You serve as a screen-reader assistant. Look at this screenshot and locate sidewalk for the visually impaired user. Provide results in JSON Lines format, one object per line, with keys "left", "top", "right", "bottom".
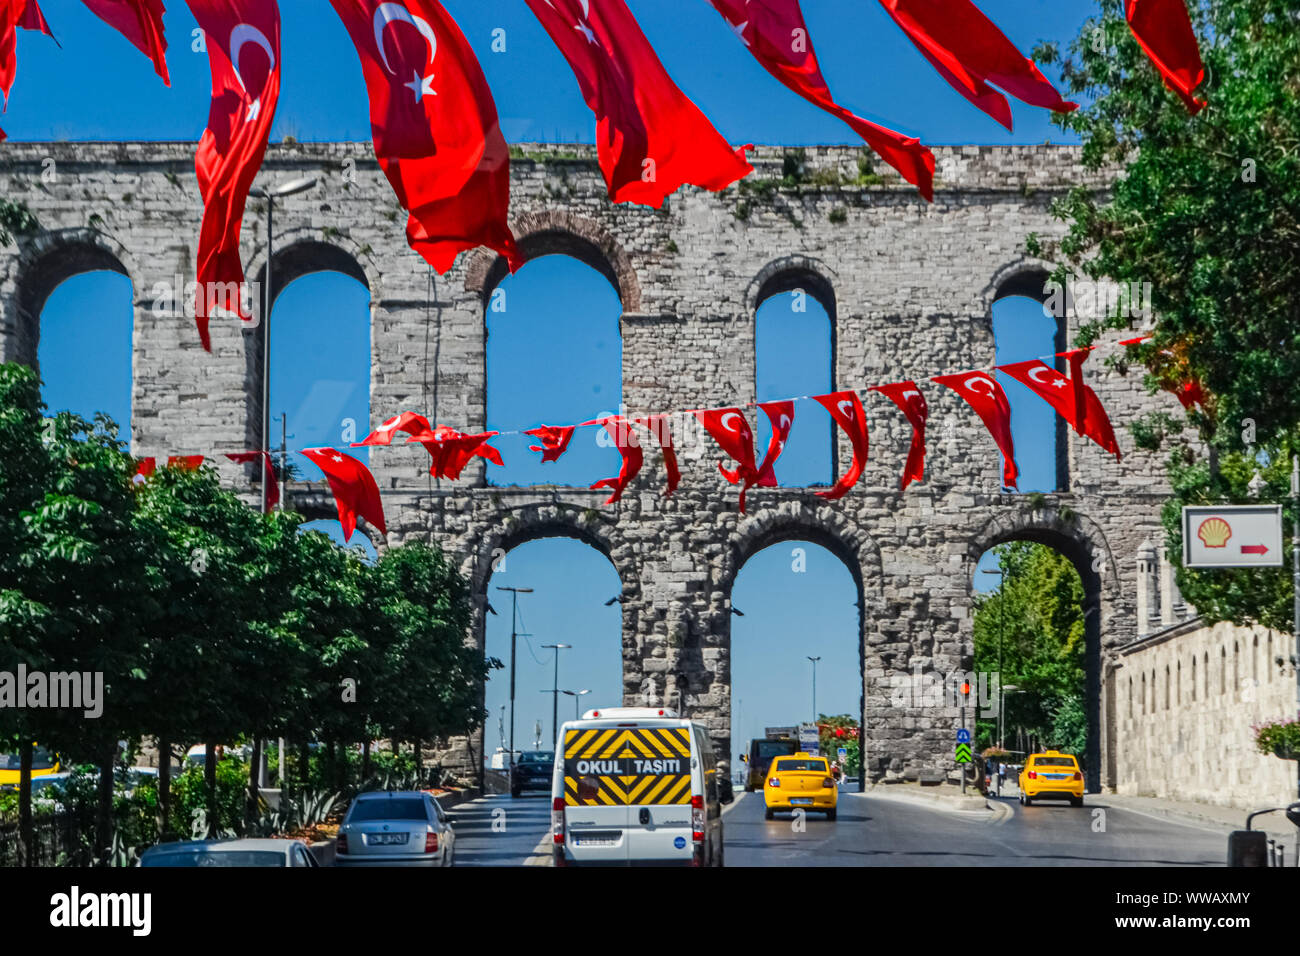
{"left": 862, "top": 781, "right": 989, "bottom": 813}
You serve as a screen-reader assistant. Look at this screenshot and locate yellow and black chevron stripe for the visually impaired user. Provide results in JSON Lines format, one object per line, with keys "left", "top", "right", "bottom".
{"left": 563, "top": 727, "right": 693, "bottom": 806}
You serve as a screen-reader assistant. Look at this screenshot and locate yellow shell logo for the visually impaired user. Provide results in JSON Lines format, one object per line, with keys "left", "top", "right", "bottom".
{"left": 1197, "top": 517, "right": 1232, "bottom": 549}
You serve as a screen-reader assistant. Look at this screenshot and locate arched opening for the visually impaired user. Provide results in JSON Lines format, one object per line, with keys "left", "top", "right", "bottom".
{"left": 484, "top": 254, "right": 622, "bottom": 487}
{"left": 754, "top": 271, "right": 834, "bottom": 488}
{"left": 730, "top": 532, "right": 863, "bottom": 790}
{"left": 972, "top": 535, "right": 1097, "bottom": 785}
{"left": 991, "top": 273, "right": 1066, "bottom": 493}
{"left": 36, "top": 269, "right": 134, "bottom": 433}
{"left": 483, "top": 536, "right": 623, "bottom": 766}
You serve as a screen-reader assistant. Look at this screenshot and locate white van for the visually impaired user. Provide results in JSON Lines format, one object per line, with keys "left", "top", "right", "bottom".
{"left": 550, "top": 707, "right": 732, "bottom": 867}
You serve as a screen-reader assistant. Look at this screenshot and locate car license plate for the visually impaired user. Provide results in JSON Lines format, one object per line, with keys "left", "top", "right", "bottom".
{"left": 369, "top": 833, "right": 407, "bottom": 846}
{"left": 574, "top": 832, "right": 619, "bottom": 847}
{"left": 791, "top": 797, "right": 814, "bottom": 806}
{"left": 1044, "top": 773, "right": 1066, "bottom": 780}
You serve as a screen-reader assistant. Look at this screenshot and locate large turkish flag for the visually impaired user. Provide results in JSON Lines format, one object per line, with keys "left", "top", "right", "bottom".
{"left": 526, "top": 0, "right": 753, "bottom": 207}
{"left": 188, "top": 0, "right": 280, "bottom": 351}
{"left": 331, "top": 0, "right": 520, "bottom": 273}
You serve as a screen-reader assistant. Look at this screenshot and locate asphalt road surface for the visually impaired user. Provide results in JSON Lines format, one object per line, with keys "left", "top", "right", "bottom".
{"left": 445, "top": 793, "right": 551, "bottom": 867}
{"left": 446, "top": 785, "right": 1229, "bottom": 867}
{"left": 724, "top": 785, "right": 1228, "bottom": 867}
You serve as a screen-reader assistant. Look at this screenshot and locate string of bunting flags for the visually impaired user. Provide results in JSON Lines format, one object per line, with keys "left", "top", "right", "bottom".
{"left": 130, "top": 338, "right": 1172, "bottom": 544}
{"left": 3, "top": 0, "right": 1207, "bottom": 344}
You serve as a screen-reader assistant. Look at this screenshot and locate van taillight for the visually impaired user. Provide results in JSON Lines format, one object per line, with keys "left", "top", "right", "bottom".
{"left": 691, "top": 794, "right": 704, "bottom": 843}
{"left": 552, "top": 796, "right": 566, "bottom": 844}
{"left": 424, "top": 831, "right": 439, "bottom": 853}
{"left": 337, "top": 832, "right": 348, "bottom": 854}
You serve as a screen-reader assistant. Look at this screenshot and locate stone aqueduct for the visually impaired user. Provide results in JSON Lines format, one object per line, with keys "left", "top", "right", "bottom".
{"left": 0, "top": 141, "right": 1183, "bottom": 790}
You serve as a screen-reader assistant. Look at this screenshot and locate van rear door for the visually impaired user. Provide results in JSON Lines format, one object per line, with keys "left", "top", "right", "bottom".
{"left": 617, "top": 724, "right": 695, "bottom": 864}
{"left": 561, "top": 727, "right": 630, "bottom": 864}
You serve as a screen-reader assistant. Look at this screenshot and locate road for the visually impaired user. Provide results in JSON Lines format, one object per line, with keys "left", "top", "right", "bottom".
{"left": 444, "top": 793, "right": 551, "bottom": 867}
{"left": 447, "top": 784, "right": 1229, "bottom": 867}
{"left": 724, "top": 785, "right": 1227, "bottom": 867}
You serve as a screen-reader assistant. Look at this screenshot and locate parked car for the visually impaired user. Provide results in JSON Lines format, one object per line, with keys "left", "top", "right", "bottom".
{"left": 336, "top": 791, "right": 455, "bottom": 867}
{"left": 511, "top": 750, "right": 554, "bottom": 798}
{"left": 139, "top": 839, "right": 318, "bottom": 867}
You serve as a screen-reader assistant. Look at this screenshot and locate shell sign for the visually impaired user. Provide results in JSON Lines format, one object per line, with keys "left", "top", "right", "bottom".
{"left": 1182, "top": 505, "right": 1283, "bottom": 568}
{"left": 1197, "top": 516, "right": 1232, "bottom": 548}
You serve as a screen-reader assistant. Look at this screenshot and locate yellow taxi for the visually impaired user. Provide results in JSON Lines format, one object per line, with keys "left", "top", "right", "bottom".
{"left": 763, "top": 752, "right": 837, "bottom": 820}
{"left": 1017, "top": 750, "right": 1084, "bottom": 807}
{"left": 0, "top": 744, "right": 61, "bottom": 788}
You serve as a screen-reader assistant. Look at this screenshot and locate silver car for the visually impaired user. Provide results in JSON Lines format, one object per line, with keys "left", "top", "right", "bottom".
{"left": 336, "top": 791, "right": 455, "bottom": 867}
{"left": 139, "top": 838, "right": 319, "bottom": 867}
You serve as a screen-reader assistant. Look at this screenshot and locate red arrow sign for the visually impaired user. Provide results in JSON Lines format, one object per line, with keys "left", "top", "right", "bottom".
{"left": 1241, "top": 544, "right": 1269, "bottom": 555}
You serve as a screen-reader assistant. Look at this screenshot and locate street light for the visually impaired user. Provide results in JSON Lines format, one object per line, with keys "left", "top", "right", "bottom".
{"left": 247, "top": 175, "right": 317, "bottom": 516}
{"left": 1000, "top": 684, "right": 1021, "bottom": 753}
{"left": 540, "top": 643, "right": 571, "bottom": 747}
{"left": 496, "top": 586, "right": 533, "bottom": 774}
{"left": 807, "top": 656, "right": 821, "bottom": 723}
{"left": 561, "top": 689, "right": 591, "bottom": 719}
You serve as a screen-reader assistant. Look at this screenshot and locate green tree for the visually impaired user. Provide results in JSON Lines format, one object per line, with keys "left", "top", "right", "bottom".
{"left": 973, "top": 543, "right": 1085, "bottom": 755}
{"left": 1032, "top": 0, "right": 1300, "bottom": 632}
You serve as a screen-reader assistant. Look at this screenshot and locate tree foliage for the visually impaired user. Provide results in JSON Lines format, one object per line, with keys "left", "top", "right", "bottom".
{"left": 1032, "top": 0, "right": 1300, "bottom": 633}
{"left": 973, "top": 542, "right": 1086, "bottom": 755}
{"left": 0, "top": 362, "right": 484, "bottom": 850}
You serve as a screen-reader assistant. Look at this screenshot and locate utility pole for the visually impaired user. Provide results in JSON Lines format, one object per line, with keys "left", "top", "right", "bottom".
{"left": 496, "top": 586, "right": 533, "bottom": 779}
{"left": 807, "top": 656, "right": 821, "bottom": 724}
{"left": 279, "top": 413, "right": 288, "bottom": 512}
{"left": 982, "top": 568, "right": 1006, "bottom": 748}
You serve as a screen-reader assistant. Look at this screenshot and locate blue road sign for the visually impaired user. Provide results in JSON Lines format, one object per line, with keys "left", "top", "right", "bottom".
{"left": 956, "top": 728, "right": 971, "bottom": 744}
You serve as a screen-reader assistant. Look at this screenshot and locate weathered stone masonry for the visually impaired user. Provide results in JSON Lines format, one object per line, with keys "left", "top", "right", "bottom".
{"left": 0, "top": 141, "right": 1186, "bottom": 790}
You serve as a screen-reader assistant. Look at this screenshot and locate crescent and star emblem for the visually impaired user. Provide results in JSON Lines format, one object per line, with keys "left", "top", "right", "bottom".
{"left": 720, "top": 412, "right": 747, "bottom": 435}
{"left": 230, "top": 24, "right": 275, "bottom": 122}
{"left": 373, "top": 2, "right": 438, "bottom": 102}
{"left": 838, "top": 399, "right": 856, "bottom": 420}
{"left": 779, "top": 414, "right": 792, "bottom": 432}
{"left": 964, "top": 376, "right": 996, "bottom": 398}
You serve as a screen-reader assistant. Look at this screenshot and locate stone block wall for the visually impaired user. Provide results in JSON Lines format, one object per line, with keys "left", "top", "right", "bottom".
{"left": 0, "top": 141, "right": 1186, "bottom": 788}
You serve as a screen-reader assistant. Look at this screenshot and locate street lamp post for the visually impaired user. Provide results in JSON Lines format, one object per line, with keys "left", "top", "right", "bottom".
{"left": 1000, "top": 685, "right": 1020, "bottom": 753}
{"left": 807, "top": 656, "right": 821, "bottom": 724}
{"left": 496, "top": 586, "right": 533, "bottom": 777}
{"left": 562, "top": 689, "right": 591, "bottom": 720}
{"left": 247, "top": 176, "right": 316, "bottom": 516}
{"left": 541, "top": 643, "right": 571, "bottom": 747}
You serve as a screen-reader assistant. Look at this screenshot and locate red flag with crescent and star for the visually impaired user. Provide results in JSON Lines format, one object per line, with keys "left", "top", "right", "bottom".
{"left": 525, "top": 424, "right": 577, "bottom": 463}
{"left": 80, "top": 0, "right": 169, "bottom": 84}
{"left": 167, "top": 454, "right": 205, "bottom": 471}
{"left": 590, "top": 417, "right": 643, "bottom": 504}
{"left": 877, "top": 0, "right": 1075, "bottom": 131}
{"left": 301, "top": 447, "right": 387, "bottom": 542}
{"left": 931, "top": 370, "right": 1019, "bottom": 489}
{"left": 870, "top": 380, "right": 928, "bottom": 491}
{"left": 354, "top": 410, "right": 434, "bottom": 446}
{"left": 755, "top": 400, "right": 794, "bottom": 488}
{"left": 406, "top": 425, "right": 502, "bottom": 480}
{"left": 225, "top": 450, "right": 280, "bottom": 509}
{"left": 999, "top": 359, "right": 1121, "bottom": 461}
{"left": 813, "top": 391, "right": 869, "bottom": 501}
{"left": 525, "top": 0, "right": 753, "bottom": 208}
{"left": 188, "top": 0, "right": 280, "bottom": 351}
{"left": 633, "top": 414, "right": 681, "bottom": 497}
{"left": 707, "top": 0, "right": 934, "bottom": 201}
{"left": 695, "top": 407, "right": 761, "bottom": 513}
{"left": 2, "top": 0, "right": 56, "bottom": 133}
{"left": 1126, "top": 0, "right": 1205, "bottom": 114}
{"left": 330, "top": 0, "right": 521, "bottom": 273}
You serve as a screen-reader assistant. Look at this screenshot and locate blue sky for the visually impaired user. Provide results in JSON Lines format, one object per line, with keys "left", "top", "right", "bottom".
{"left": 22, "top": 0, "right": 1093, "bottom": 752}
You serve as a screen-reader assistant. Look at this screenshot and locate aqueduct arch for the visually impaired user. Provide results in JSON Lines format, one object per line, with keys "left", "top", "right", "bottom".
{"left": 0, "top": 141, "right": 1180, "bottom": 789}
